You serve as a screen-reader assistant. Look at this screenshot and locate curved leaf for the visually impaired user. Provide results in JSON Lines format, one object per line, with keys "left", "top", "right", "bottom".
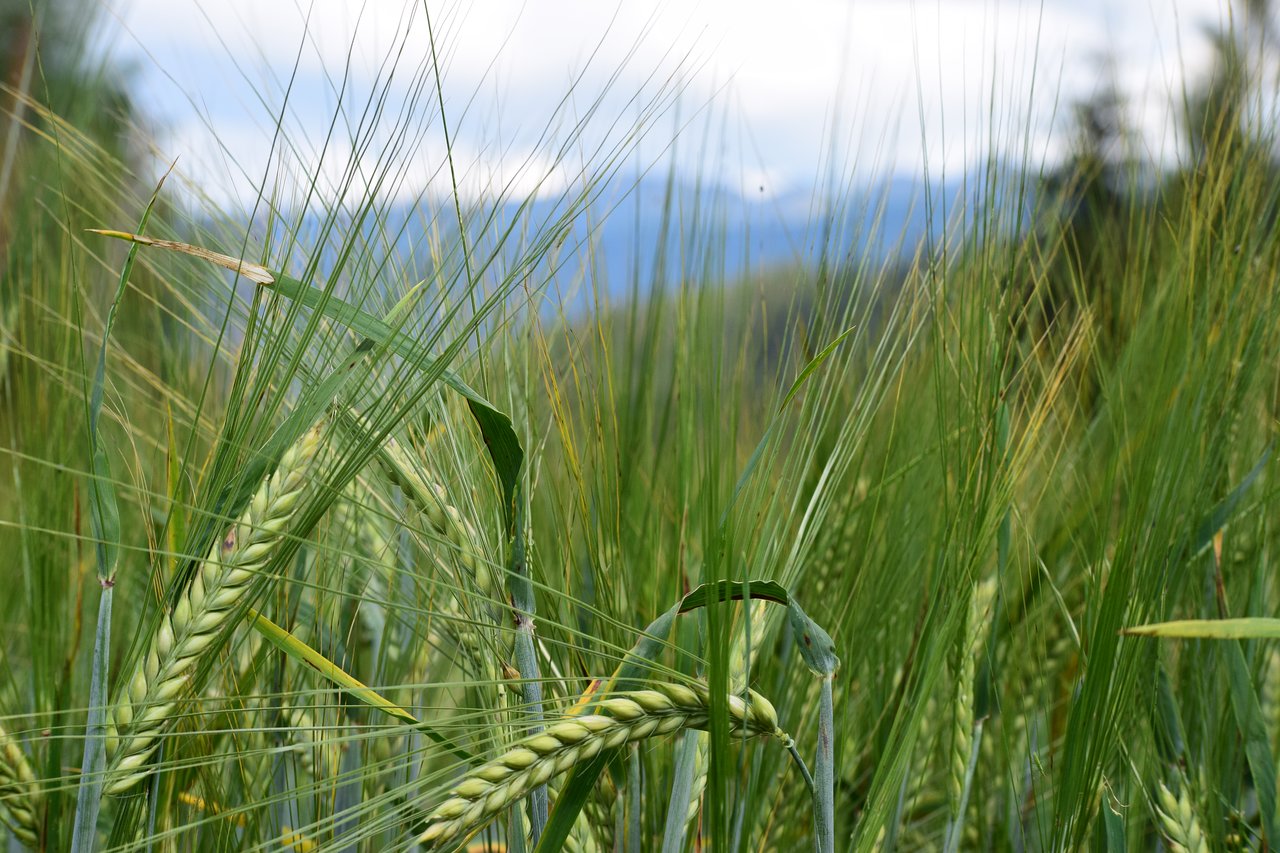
{"left": 248, "top": 610, "right": 472, "bottom": 762}
{"left": 678, "top": 579, "right": 790, "bottom": 614}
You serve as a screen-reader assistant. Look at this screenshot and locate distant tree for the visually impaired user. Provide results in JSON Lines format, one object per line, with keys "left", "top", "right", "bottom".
{"left": 0, "top": 0, "right": 161, "bottom": 389}
{"left": 1031, "top": 1, "right": 1280, "bottom": 363}
{"left": 1168, "top": 0, "right": 1280, "bottom": 241}
{"left": 0, "top": 0, "right": 138, "bottom": 258}
{"left": 1185, "top": 0, "right": 1272, "bottom": 163}
{"left": 1029, "top": 67, "right": 1144, "bottom": 360}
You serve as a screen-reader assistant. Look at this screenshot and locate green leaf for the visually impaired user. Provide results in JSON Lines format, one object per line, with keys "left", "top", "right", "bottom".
{"left": 248, "top": 609, "right": 472, "bottom": 762}
{"left": 1123, "top": 618, "right": 1280, "bottom": 639}
{"left": 1192, "top": 444, "right": 1271, "bottom": 555}
{"left": 1101, "top": 783, "right": 1126, "bottom": 853}
{"left": 538, "top": 751, "right": 610, "bottom": 853}
{"left": 1223, "top": 639, "right": 1278, "bottom": 842}
{"left": 677, "top": 579, "right": 791, "bottom": 614}
{"left": 787, "top": 599, "right": 840, "bottom": 677}
{"left": 661, "top": 732, "right": 702, "bottom": 853}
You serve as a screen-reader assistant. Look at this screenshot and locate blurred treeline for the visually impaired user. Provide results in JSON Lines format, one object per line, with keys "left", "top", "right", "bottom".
{"left": 1032, "top": 1, "right": 1279, "bottom": 365}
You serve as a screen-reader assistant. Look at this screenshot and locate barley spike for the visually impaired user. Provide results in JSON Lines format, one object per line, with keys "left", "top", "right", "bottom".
{"left": 364, "top": 422, "right": 492, "bottom": 599}
{"left": 418, "top": 682, "right": 791, "bottom": 849}
{"left": 0, "top": 722, "right": 40, "bottom": 848}
{"left": 103, "top": 420, "right": 327, "bottom": 795}
{"left": 1156, "top": 781, "right": 1208, "bottom": 853}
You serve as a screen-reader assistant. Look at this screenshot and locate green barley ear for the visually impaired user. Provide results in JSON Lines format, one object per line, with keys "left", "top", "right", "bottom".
{"left": 103, "top": 419, "right": 328, "bottom": 796}
{"left": 948, "top": 603, "right": 976, "bottom": 818}
{"left": 944, "top": 581, "right": 994, "bottom": 853}
{"left": 0, "top": 722, "right": 41, "bottom": 849}
{"left": 283, "top": 701, "right": 344, "bottom": 781}
{"left": 341, "top": 408, "right": 493, "bottom": 600}
{"left": 1155, "top": 781, "right": 1208, "bottom": 853}
{"left": 418, "top": 682, "right": 791, "bottom": 850}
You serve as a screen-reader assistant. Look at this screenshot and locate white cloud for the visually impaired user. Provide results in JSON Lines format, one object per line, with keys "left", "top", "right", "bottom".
{"left": 101, "top": 0, "right": 1255, "bottom": 210}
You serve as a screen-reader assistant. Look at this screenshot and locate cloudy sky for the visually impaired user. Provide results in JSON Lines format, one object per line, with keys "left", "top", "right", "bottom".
{"left": 98, "top": 0, "right": 1251, "bottom": 209}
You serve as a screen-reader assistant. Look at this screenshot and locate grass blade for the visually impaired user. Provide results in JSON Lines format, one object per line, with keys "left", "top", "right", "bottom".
{"left": 1191, "top": 444, "right": 1271, "bottom": 555}
{"left": 248, "top": 610, "right": 472, "bottom": 762}
{"left": 1224, "top": 640, "right": 1277, "bottom": 842}
{"left": 70, "top": 589, "right": 112, "bottom": 851}
{"left": 660, "top": 732, "right": 701, "bottom": 853}
{"left": 677, "top": 580, "right": 790, "bottom": 614}
{"left": 1123, "top": 618, "right": 1280, "bottom": 639}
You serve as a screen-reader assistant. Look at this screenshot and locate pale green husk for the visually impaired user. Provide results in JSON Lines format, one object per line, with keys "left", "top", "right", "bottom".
{"left": 0, "top": 722, "right": 41, "bottom": 848}
{"left": 419, "top": 682, "right": 791, "bottom": 849}
{"left": 103, "top": 421, "right": 327, "bottom": 795}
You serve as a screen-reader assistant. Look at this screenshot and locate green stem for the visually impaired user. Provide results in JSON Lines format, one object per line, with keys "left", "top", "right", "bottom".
{"left": 70, "top": 586, "right": 112, "bottom": 853}
{"left": 814, "top": 674, "right": 835, "bottom": 853}
{"left": 661, "top": 732, "right": 700, "bottom": 853}
{"left": 507, "top": 487, "right": 547, "bottom": 842}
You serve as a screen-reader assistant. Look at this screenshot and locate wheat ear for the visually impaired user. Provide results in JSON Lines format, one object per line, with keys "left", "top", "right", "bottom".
{"left": 0, "top": 722, "right": 40, "bottom": 848}
{"left": 948, "top": 600, "right": 977, "bottom": 816}
{"left": 283, "top": 702, "right": 344, "bottom": 781}
{"left": 1156, "top": 782, "right": 1208, "bottom": 853}
{"left": 367, "top": 426, "right": 492, "bottom": 599}
{"left": 419, "top": 682, "right": 791, "bottom": 849}
{"left": 103, "top": 420, "right": 327, "bottom": 795}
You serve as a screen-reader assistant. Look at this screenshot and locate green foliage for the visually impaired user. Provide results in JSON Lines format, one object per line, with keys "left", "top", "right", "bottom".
{"left": 3, "top": 4, "right": 1280, "bottom": 852}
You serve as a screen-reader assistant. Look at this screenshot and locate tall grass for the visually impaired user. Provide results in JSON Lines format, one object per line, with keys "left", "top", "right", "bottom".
{"left": 1, "top": 2, "right": 1280, "bottom": 851}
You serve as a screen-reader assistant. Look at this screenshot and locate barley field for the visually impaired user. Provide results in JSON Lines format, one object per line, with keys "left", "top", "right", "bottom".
{"left": 1, "top": 1, "right": 1280, "bottom": 851}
